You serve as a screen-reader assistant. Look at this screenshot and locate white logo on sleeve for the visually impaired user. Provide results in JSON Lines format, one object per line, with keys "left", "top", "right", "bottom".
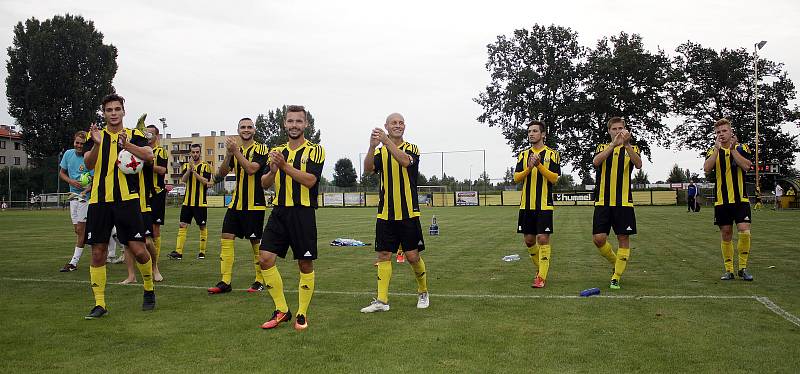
{"left": 304, "top": 251, "right": 312, "bottom": 257}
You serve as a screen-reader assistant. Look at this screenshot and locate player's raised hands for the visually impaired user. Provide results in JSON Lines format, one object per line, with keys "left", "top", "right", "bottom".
{"left": 225, "top": 136, "right": 238, "bottom": 154}
{"left": 369, "top": 128, "right": 382, "bottom": 148}
{"left": 612, "top": 131, "right": 625, "bottom": 146}
{"left": 372, "top": 127, "right": 389, "bottom": 145}
{"left": 622, "top": 130, "right": 632, "bottom": 145}
{"left": 269, "top": 150, "right": 287, "bottom": 170}
{"left": 528, "top": 152, "right": 540, "bottom": 168}
{"left": 89, "top": 123, "right": 102, "bottom": 143}
{"left": 118, "top": 131, "right": 129, "bottom": 149}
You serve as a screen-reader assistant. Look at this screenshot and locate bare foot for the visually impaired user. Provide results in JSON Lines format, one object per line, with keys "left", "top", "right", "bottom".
{"left": 118, "top": 278, "right": 137, "bottom": 285}
{"left": 154, "top": 273, "right": 164, "bottom": 282}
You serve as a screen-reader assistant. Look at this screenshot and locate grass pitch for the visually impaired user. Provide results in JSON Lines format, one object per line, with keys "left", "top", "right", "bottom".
{"left": 1, "top": 205, "right": 799, "bottom": 373}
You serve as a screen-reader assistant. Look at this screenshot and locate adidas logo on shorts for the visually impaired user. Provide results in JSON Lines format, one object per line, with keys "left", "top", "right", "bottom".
{"left": 249, "top": 233, "right": 257, "bottom": 238}
{"left": 418, "top": 240, "right": 424, "bottom": 246}
{"left": 87, "top": 232, "right": 92, "bottom": 239}
{"left": 304, "top": 251, "right": 312, "bottom": 257}
{"left": 134, "top": 233, "right": 142, "bottom": 238}
{"left": 545, "top": 227, "right": 551, "bottom": 232}
{"left": 626, "top": 226, "right": 633, "bottom": 231}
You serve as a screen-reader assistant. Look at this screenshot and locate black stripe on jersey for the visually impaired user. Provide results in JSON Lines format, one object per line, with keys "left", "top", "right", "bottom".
{"left": 730, "top": 157, "right": 742, "bottom": 202}
{"left": 277, "top": 151, "right": 287, "bottom": 206}
{"left": 615, "top": 149, "right": 625, "bottom": 206}
{"left": 399, "top": 167, "right": 409, "bottom": 219}
{"left": 386, "top": 158, "right": 395, "bottom": 219}
{"left": 525, "top": 152, "right": 533, "bottom": 210}
{"left": 112, "top": 134, "right": 122, "bottom": 202}
{"left": 242, "top": 147, "right": 252, "bottom": 209}
{"left": 719, "top": 154, "right": 730, "bottom": 204}
{"left": 603, "top": 154, "right": 613, "bottom": 205}
{"left": 97, "top": 132, "right": 111, "bottom": 202}
{"left": 291, "top": 149, "right": 303, "bottom": 204}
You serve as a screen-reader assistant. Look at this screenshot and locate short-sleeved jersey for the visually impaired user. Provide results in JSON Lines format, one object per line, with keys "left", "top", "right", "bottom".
{"left": 228, "top": 142, "right": 269, "bottom": 211}
{"left": 149, "top": 146, "right": 168, "bottom": 194}
{"left": 593, "top": 143, "right": 639, "bottom": 207}
{"left": 60, "top": 149, "right": 92, "bottom": 198}
{"left": 271, "top": 140, "right": 325, "bottom": 208}
{"left": 181, "top": 161, "right": 212, "bottom": 207}
{"left": 515, "top": 146, "right": 561, "bottom": 211}
{"left": 374, "top": 141, "right": 421, "bottom": 220}
{"left": 707, "top": 144, "right": 751, "bottom": 206}
{"left": 84, "top": 128, "right": 149, "bottom": 204}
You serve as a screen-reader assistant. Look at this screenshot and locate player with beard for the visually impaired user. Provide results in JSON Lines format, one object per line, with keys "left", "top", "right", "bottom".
{"left": 258, "top": 105, "right": 325, "bottom": 330}
{"left": 168, "top": 144, "right": 213, "bottom": 260}
{"left": 207, "top": 118, "right": 269, "bottom": 294}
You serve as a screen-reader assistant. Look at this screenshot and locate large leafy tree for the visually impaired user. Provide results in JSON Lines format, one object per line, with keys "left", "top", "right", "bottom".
{"left": 254, "top": 105, "right": 322, "bottom": 148}
{"left": 574, "top": 32, "right": 675, "bottom": 178}
{"left": 671, "top": 42, "right": 800, "bottom": 168}
{"left": 475, "top": 24, "right": 585, "bottom": 154}
{"left": 6, "top": 14, "right": 118, "bottom": 163}
{"left": 332, "top": 158, "right": 357, "bottom": 188}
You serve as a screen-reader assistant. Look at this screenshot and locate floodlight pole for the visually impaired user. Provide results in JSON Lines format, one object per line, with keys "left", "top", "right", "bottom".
{"left": 754, "top": 40, "right": 767, "bottom": 196}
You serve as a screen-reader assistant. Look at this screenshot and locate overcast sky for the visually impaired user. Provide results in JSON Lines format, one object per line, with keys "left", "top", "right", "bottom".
{"left": 1, "top": 0, "right": 798, "bottom": 182}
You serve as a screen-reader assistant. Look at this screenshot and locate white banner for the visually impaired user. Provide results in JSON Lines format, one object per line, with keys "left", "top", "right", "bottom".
{"left": 344, "top": 193, "right": 364, "bottom": 206}
{"left": 455, "top": 191, "right": 479, "bottom": 206}
{"left": 323, "top": 193, "right": 344, "bottom": 207}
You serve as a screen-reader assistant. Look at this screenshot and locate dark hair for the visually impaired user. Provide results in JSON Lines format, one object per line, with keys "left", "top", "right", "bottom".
{"left": 146, "top": 124, "right": 160, "bottom": 134}
{"left": 101, "top": 93, "right": 125, "bottom": 110}
{"left": 529, "top": 120, "right": 546, "bottom": 134}
{"left": 190, "top": 143, "right": 202, "bottom": 150}
{"left": 607, "top": 117, "right": 625, "bottom": 129}
{"left": 239, "top": 117, "right": 253, "bottom": 123}
{"left": 285, "top": 105, "right": 307, "bottom": 121}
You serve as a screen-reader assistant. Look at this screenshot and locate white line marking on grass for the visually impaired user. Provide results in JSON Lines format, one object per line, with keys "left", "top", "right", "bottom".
{"left": 756, "top": 297, "right": 800, "bottom": 328}
{"left": 3, "top": 277, "right": 799, "bottom": 327}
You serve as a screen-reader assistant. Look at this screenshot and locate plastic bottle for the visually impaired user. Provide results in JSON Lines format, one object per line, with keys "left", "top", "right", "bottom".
{"left": 580, "top": 287, "right": 601, "bottom": 297}
{"left": 502, "top": 254, "right": 521, "bottom": 262}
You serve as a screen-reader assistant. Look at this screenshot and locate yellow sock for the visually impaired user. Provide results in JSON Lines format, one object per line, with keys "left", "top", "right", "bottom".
{"left": 737, "top": 231, "right": 751, "bottom": 270}
{"left": 410, "top": 257, "right": 428, "bottom": 293}
{"left": 721, "top": 241, "right": 734, "bottom": 273}
{"left": 136, "top": 258, "right": 154, "bottom": 291}
{"left": 612, "top": 247, "right": 630, "bottom": 281}
{"left": 176, "top": 226, "right": 187, "bottom": 255}
{"left": 527, "top": 244, "right": 539, "bottom": 267}
{"left": 597, "top": 241, "right": 617, "bottom": 264}
{"left": 261, "top": 266, "right": 288, "bottom": 313}
{"left": 252, "top": 242, "right": 265, "bottom": 284}
{"left": 89, "top": 265, "right": 107, "bottom": 308}
{"left": 220, "top": 239, "right": 235, "bottom": 284}
{"left": 538, "top": 244, "right": 552, "bottom": 280}
{"left": 153, "top": 236, "right": 161, "bottom": 264}
{"left": 199, "top": 227, "right": 208, "bottom": 253}
{"left": 298, "top": 271, "right": 315, "bottom": 316}
{"left": 377, "top": 260, "right": 392, "bottom": 303}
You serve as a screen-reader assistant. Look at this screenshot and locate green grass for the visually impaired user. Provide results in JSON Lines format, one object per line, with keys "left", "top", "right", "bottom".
{"left": 1, "top": 205, "right": 799, "bottom": 373}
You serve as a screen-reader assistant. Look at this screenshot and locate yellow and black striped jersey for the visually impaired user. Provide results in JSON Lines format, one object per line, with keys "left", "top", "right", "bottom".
{"left": 149, "top": 146, "right": 168, "bottom": 194}
{"left": 593, "top": 143, "right": 639, "bottom": 207}
{"left": 229, "top": 142, "right": 269, "bottom": 210}
{"left": 515, "top": 146, "right": 561, "bottom": 211}
{"left": 374, "top": 141, "right": 421, "bottom": 220}
{"left": 181, "top": 161, "right": 212, "bottom": 207}
{"left": 272, "top": 140, "right": 325, "bottom": 208}
{"left": 84, "top": 128, "right": 148, "bottom": 204}
{"left": 707, "top": 144, "right": 751, "bottom": 206}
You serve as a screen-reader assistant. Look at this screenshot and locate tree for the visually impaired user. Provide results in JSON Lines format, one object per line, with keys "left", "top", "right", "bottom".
{"left": 671, "top": 42, "right": 800, "bottom": 166}
{"left": 254, "top": 105, "right": 322, "bottom": 148}
{"left": 359, "top": 172, "right": 379, "bottom": 189}
{"left": 573, "top": 32, "right": 676, "bottom": 178}
{"left": 417, "top": 172, "right": 429, "bottom": 186}
{"left": 332, "top": 158, "right": 357, "bottom": 188}
{"left": 554, "top": 174, "right": 575, "bottom": 191}
{"left": 6, "top": 14, "right": 118, "bottom": 163}
{"left": 667, "top": 164, "right": 689, "bottom": 183}
{"left": 633, "top": 169, "right": 650, "bottom": 185}
{"left": 475, "top": 24, "right": 585, "bottom": 156}
{"left": 502, "top": 167, "right": 515, "bottom": 186}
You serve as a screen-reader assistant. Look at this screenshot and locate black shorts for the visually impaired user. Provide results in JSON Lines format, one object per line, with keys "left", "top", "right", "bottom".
{"left": 375, "top": 217, "right": 425, "bottom": 253}
{"left": 151, "top": 191, "right": 166, "bottom": 225}
{"left": 517, "top": 210, "right": 554, "bottom": 235}
{"left": 714, "top": 203, "right": 752, "bottom": 226}
{"left": 260, "top": 206, "right": 317, "bottom": 260}
{"left": 85, "top": 200, "right": 146, "bottom": 245}
{"left": 222, "top": 209, "right": 265, "bottom": 240}
{"left": 142, "top": 212, "right": 154, "bottom": 238}
{"left": 180, "top": 205, "right": 208, "bottom": 226}
{"left": 592, "top": 206, "right": 637, "bottom": 235}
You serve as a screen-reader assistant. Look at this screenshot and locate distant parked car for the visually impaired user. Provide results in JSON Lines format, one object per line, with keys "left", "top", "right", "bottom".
{"left": 168, "top": 185, "right": 185, "bottom": 197}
